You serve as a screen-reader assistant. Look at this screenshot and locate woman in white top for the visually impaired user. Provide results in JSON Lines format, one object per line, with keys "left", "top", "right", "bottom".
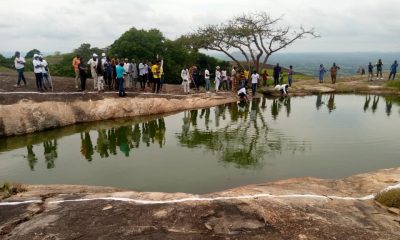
{"left": 181, "top": 66, "right": 190, "bottom": 93}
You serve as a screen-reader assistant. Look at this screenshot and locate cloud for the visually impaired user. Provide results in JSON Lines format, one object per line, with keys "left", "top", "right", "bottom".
{"left": 0, "top": 0, "right": 399, "bottom": 53}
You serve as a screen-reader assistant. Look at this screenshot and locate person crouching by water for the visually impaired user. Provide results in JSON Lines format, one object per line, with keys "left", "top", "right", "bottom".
{"left": 274, "top": 84, "right": 289, "bottom": 96}
{"left": 116, "top": 61, "right": 126, "bottom": 97}
{"left": 237, "top": 86, "right": 249, "bottom": 101}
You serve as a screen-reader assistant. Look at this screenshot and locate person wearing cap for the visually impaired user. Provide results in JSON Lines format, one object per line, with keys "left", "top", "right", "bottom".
{"left": 87, "top": 54, "right": 98, "bottom": 90}
{"left": 215, "top": 66, "right": 221, "bottom": 93}
{"left": 72, "top": 54, "right": 81, "bottom": 89}
{"left": 181, "top": 65, "right": 190, "bottom": 94}
{"left": 39, "top": 55, "right": 51, "bottom": 90}
{"left": 32, "top": 54, "right": 44, "bottom": 91}
{"left": 14, "top": 51, "right": 26, "bottom": 87}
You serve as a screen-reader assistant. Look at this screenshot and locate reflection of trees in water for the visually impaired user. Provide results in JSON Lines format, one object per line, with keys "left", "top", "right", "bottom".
{"left": 177, "top": 99, "right": 307, "bottom": 168}
{"left": 79, "top": 118, "right": 166, "bottom": 161}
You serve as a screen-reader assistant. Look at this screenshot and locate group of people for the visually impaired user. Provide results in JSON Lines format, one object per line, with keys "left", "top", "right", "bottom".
{"left": 14, "top": 51, "right": 52, "bottom": 91}
{"left": 72, "top": 53, "right": 164, "bottom": 97}
{"left": 318, "top": 63, "right": 341, "bottom": 84}
{"left": 367, "top": 59, "right": 398, "bottom": 81}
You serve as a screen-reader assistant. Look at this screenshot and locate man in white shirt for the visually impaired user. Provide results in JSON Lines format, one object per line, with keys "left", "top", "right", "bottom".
{"left": 221, "top": 68, "right": 228, "bottom": 90}
{"left": 204, "top": 68, "right": 210, "bottom": 93}
{"left": 131, "top": 59, "right": 138, "bottom": 89}
{"left": 14, "top": 51, "right": 26, "bottom": 87}
{"left": 39, "top": 55, "right": 52, "bottom": 90}
{"left": 251, "top": 70, "right": 260, "bottom": 96}
{"left": 87, "top": 54, "right": 98, "bottom": 90}
{"left": 215, "top": 66, "right": 221, "bottom": 93}
{"left": 274, "top": 84, "right": 289, "bottom": 96}
{"left": 138, "top": 61, "right": 146, "bottom": 90}
{"left": 231, "top": 66, "right": 237, "bottom": 92}
{"left": 32, "top": 54, "right": 44, "bottom": 91}
{"left": 123, "top": 58, "right": 132, "bottom": 89}
{"left": 181, "top": 66, "right": 190, "bottom": 94}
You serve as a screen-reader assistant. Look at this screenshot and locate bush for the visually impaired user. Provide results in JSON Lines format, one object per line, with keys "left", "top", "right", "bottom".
{"left": 375, "top": 189, "right": 400, "bottom": 208}
{"left": 387, "top": 80, "right": 400, "bottom": 90}
{"left": 0, "top": 182, "right": 27, "bottom": 199}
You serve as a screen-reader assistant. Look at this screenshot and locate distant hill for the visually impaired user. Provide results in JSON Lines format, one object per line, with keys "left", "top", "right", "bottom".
{"left": 207, "top": 52, "right": 400, "bottom": 76}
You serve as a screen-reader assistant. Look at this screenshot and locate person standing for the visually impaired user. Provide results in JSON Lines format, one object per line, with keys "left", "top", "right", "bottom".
{"left": 40, "top": 55, "right": 51, "bottom": 90}
{"left": 138, "top": 60, "right": 146, "bottom": 90}
{"left": 221, "top": 68, "right": 228, "bottom": 90}
{"left": 116, "top": 61, "right": 126, "bottom": 97}
{"left": 132, "top": 59, "right": 138, "bottom": 89}
{"left": 251, "top": 70, "right": 260, "bottom": 96}
{"left": 104, "top": 57, "right": 112, "bottom": 90}
{"left": 243, "top": 68, "right": 250, "bottom": 86}
{"left": 231, "top": 66, "right": 237, "bottom": 92}
{"left": 72, "top": 54, "right": 81, "bottom": 90}
{"left": 181, "top": 66, "right": 190, "bottom": 94}
{"left": 288, "top": 65, "right": 294, "bottom": 87}
{"left": 215, "top": 66, "right": 221, "bottom": 93}
{"left": 87, "top": 54, "right": 98, "bottom": 90}
{"left": 32, "top": 54, "right": 44, "bottom": 91}
{"left": 14, "top": 51, "right": 26, "bottom": 87}
{"left": 123, "top": 58, "right": 132, "bottom": 89}
{"left": 96, "top": 58, "right": 105, "bottom": 92}
{"left": 330, "top": 63, "right": 340, "bottom": 84}
{"left": 376, "top": 59, "right": 383, "bottom": 80}
{"left": 204, "top": 68, "right": 211, "bottom": 93}
{"left": 190, "top": 65, "right": 199, "bottom": 90}
{"left": 319, "top": 64, "right": 326, "bottom": 83}
{"left": 273, "top": 63, "right": 282, "bottom": 86}
{"left": 262, "top": 70, "right": 268, "bottom": 87}
{"left": 368, "top": 62, "right": 374, "bottom": 81}
{"left": 152, "top": 60, "right": 161, "bottom": 93}
{"left": 388, "top": 60, "right": 398, "bottom": 80}
{"left": 78, "top": 57, "right": 87, "bottom": 91}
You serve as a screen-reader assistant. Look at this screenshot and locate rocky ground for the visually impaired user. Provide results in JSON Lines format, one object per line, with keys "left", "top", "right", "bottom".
{"left": 0, "top": 168, "right": 400, "bottom": 239}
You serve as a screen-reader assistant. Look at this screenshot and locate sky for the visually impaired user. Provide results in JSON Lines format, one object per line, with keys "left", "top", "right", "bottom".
{"left": 1, "top": 0, "right": 400, "bottom": 54}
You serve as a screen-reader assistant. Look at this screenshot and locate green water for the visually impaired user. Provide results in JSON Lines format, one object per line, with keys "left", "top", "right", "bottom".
{"left": 1, "top": 95, "right": 399, "bottom": 194}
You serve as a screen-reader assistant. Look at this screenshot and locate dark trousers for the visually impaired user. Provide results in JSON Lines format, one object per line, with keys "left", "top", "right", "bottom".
{"left": 80, "top": 74, "right": 87, "bottom": 91}
{"left": 16, "top": 68, "right": 26, "bottom": 85}
{"left": 118, "top": 78, "right": 125, "bottom": 96}
{"left": 153, "top": 78, "right": 161, "bottom": 93}
{"left": 252, "top": 83, "right": 257, "bottom": 96}
{"left": 273, "top": 75, "right": 279, "bottom": 86}
{"left": 35, "top": 73, "right": 43, "bottom": 90}
{"left": 389, "top": 72, "right": 396, "bottom": 80}
{"left": 139, "top": 75, "right": 146, "bottom": 89}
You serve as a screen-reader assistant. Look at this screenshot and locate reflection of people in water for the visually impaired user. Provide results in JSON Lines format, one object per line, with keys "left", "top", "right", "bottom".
{"left": 316, "top": 94, "right": 323, "bottom": 110}
{"left": 80, "top": 132, "right": 94, "bottom": 161}
{"left": 96, "top": 129, "right": 109, "bottom": 158}
{"left": 372, "top": 96, "right": 379, "bottom": 114}
{"left": 190, "top": 110, "right": 198, "bottom": 126}
{"left": 261, "top": 97, "right": 267, "bottom": 111}
{"left": 26, "top": 145, "right": 38, "bottom": 171}
{"left": 154, "top": 118, "right": 166, "bottom": 148}
{"left": 43, "top": 139, "right": 58, "bottom": 169}
{"left": 182, "top": 111, "right": 191, "bottom": 136}
{"left": 108, "top": 129, "right": 117, "bottom": 155}
{"left": 363, "top": 95, "right": 371, "bottom": 112}
{"left": 327, "top": 94, "right": 336, "bottom": 113}
{"left": 250, "top": 99, "right": 258, "bottom": 121}
{"left": 132, "top": 124, "right": 141, "bottom": 148}
{"left": 271, "top": 99, "right": 281, "bottom": 120}
{"left": 142, "top": 123, "right": 151, "bottom": 147}
{"left": 117, "top": 126, "right": 130, "bottom": 157}
{"left": 385, "top": 98, "right": 392, "bottom": 116}
{"left": 284, "top": 97, "right": 291, "bottom": 117}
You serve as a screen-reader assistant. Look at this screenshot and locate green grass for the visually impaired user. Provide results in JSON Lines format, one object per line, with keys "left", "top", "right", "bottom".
{"left": 386, "top": 80, "right": 400, "bottom": 90}
{"left": 0, "top": 66, "right": 13, "bottom": 72}
{"left": 0, "top": 182, "right": 27, "bottom": 199}
{"left": 375, "top": 189, "right": 400, "bottom": 209}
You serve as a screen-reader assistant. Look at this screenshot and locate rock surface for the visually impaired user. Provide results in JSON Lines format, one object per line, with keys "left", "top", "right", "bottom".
{"left": 0, "top": 93, "right": 236, "bottom": 137}
{"left": 1, "top": 168, "right": 399, "bottom": 239}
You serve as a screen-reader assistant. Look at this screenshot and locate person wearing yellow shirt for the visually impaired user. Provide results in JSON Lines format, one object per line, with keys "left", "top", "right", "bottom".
{"left": 243, "top": 68, "right": 250, "bottom": 87}
{"left": 151, "top": 60, "right": 161, "bottom": 93}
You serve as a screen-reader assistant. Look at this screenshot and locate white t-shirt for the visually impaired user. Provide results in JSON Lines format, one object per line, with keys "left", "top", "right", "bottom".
{"left": 14, "top": 57, "right": 26, "bottom": 69}
{"left": 32, "top": 59, "right": 43, "bottom": 73}
{"left": 41, "top": 60, "right": 48, "bottom": 73}
{"left": 124, "top": 62, "right": 131, "bottom": 73}
{"left": 138, "top": 63, "right": 146, "bottom": 76}
{"left": 215, "top": 70, "right": 221, "bottom": 80}
{"left": 181, "top": 69, "right": 189, "bottom": 80}
{"left": 87, "top": 58, "right": 98, "bottom": 71}
{"left": 274, "top": 84, "right": 289, "bottom": 94}
{"left": 251, "top": 73, "right": 260, "bottom": 84}
{"left": 231, "top": 69, "right": 236, "bottom": 76}
{"left": 237, "top": 87, "right": 247, "bottom": 96}
{"left": 221, "top": 70, "right": 227, "bottom": 78}
{"left": 204, "top": 69, "right": 210, "bottom": 79}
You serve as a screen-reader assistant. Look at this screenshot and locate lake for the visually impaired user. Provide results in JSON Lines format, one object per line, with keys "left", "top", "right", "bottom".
{"left": 0, "top": 95, "right": 399, "bottom": 194}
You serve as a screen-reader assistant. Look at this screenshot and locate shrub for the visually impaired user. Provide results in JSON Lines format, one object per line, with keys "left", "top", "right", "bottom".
{"left": 0, "top": 182, "right": 27, "bottom": 199}
{"left": 375, "top": 189, "right": 400, "bottom": 209}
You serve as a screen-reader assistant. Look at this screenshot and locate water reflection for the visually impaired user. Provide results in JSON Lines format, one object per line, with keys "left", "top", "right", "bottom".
{"left": 177, "top": 99, "right": 306, "bottom": 168}
{"left": 25, "top": 145, "right": 38, "bottom": 170}
{"left": 271, "top": 97, "right": 291, "bottom": 119}
{"left": 327, "top": 94, "right": 336, "bottom": 113}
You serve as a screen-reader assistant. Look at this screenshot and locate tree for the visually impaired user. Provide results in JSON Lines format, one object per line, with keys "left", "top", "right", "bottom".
{"left": 183, "top": 12, "right": 319, "bottom": 72}
{"left": 25, "top": 49, "right": 41, "bottom": 58}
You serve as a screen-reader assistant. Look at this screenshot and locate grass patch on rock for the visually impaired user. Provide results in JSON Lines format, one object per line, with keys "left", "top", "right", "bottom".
{"left": 0, "top": 182, "right": 27, "bottom": 199}
{"left": 386, "top": 80, "right": 400, "bottom": 90}
{"left": 375, "top": 189, "right": 400, "bottom": 209}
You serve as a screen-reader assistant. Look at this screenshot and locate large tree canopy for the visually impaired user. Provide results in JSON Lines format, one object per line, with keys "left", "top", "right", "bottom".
{"left": 182, "top": 12, "right": 319, "bottom": 71}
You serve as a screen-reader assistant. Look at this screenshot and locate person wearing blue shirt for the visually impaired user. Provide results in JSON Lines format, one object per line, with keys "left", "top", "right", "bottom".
{"left": 388, "top": 60, "right": 398, "bottom": 80}
{"left": 116, "top": 62, "right": 126, "bottom": 97}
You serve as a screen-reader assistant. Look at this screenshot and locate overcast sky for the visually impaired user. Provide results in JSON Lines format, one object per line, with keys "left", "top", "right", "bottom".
{"left": 1, "top": 0, "right": 400, "bottom": 54}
